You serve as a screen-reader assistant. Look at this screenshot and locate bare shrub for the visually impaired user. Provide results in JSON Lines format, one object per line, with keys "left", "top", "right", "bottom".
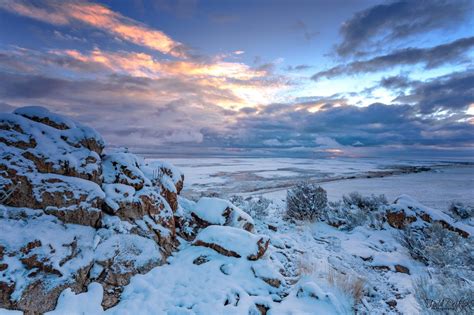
{"left": 321, "top": 192, "right": 387, "bottom": 230}
{"left": 286, "top": 182, "right": 327, "bottom": 221}
{"left": 414, "top": 271, "right": 474, "bottom": 315}
{"left": 229, "top": 195, "right": 271, "bottom": 219}
{"left": 448, "top": 202, "right": 474, "bottom": 220}
{"left": 398, "top": 223, "right": 473, "bottom": 268}
{"left": 342, "top": 192, "right": 388, "bottom": 211}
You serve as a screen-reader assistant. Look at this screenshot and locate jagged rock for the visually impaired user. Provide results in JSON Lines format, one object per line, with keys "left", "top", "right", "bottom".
{"left": 92, "top": 233, "right": 164, "bottom": 309}
{"left": 193, "top": 226, "right": 269, "bottom": 260}
{"left": 0, "top": 206, "right": 96, "bottom": 313}
{"left": 148, "top": 161, "right": 185, "bottom": 194}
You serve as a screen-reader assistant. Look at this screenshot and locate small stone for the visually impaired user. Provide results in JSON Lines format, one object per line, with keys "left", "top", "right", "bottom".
{"left": 394, "top": 264, "right": 410, "bottom": 274}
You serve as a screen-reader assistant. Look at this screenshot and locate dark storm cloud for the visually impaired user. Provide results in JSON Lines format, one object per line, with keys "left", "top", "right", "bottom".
{"left": 213, "top": 102, "right": 474, "bottom": 150}
{"left": 379, "top": 74, "right": 414, "bottom": 90}
{"left": 312, "top": 36, "right": 474, "bottom": 80}
{"left": 337, "top": 0, "right": 472, "bottom": 57}
{"left": 395, "top": 70, "right": 474, "bottom": 113}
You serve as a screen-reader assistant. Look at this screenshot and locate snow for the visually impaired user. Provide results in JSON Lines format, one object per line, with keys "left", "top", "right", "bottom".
{"left": 144, "top": 160, "right": 183, "bottom": 185}
{"left": 193, "top": 197, "right": 234, "bottom": 225}
{"left": 102, "top": 153, "right": 151, "bottom": 188}
{"left": 46, "top": 283, "right": 104, "bottom": 315}
{"left": 0, "top": 110, "right": 103, "bottom": 179}
{"left": 2, "top": 147, "right": 473, "bottom": 314}
{"left": 103, "top": 184, "right": 136, "bottom": 212}
{"left": 94, "top": 232, "right": 163, "bottom": 271}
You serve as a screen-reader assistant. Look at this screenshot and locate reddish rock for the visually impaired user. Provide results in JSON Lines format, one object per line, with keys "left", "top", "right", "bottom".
{"left": 394, "top": 264, "right": 410, "bottom": 274}
{"left": 386, "top": 210, "right": 416, "bottom": 229}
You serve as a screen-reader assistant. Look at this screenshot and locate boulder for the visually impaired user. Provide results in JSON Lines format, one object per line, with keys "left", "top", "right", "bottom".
{"left": 251, "top": 260, "right": 284, "bottom": 288}
{"left": 191, "top": 197, "right": 254, "bottom": 232}
{"left": 193, "top": 225, "right": 269, "bottom": 260}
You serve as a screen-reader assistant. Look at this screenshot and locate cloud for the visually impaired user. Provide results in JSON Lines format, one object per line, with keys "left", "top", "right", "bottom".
{"left": 0, "top": 0, "right": 187, "bottom": 57}
{"left": 286, "top": 64, "right": 312, "bottom": 72}
{"left": 312, "top": 36, "right": 474, "bottom": 80}
{"left": 292, "top": 20, "right": 319, "bottom": 41}
{"left": 379, "top": 74, "right": 414, "bottom": 91}
{"left": 337, "top": 0, "right": 472, "bottom": 57}
{"left": 395, "top": 70, "right": 474, "bottom": 113}
{"left": 0, "top": 46, "right": 289, "bottom": 111}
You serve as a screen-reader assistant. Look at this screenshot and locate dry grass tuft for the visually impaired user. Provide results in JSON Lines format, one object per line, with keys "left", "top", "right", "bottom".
{"left": 296, "top": 254, "right": 366, "bottom": 303}
{"left": 327, "top": 268, "right": 366, "bottom": 302}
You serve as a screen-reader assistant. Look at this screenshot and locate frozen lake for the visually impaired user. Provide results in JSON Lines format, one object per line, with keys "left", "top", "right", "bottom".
{"left": 149, "top": 157, "right": 474, "bottom": 211}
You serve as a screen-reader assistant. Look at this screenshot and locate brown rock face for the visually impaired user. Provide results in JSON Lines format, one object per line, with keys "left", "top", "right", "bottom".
{"left": 386, "top": 210, "right": 416, "bottom": 229}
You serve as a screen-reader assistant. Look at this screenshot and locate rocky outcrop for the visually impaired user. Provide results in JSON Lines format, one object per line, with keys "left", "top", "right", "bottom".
{"left": 0, "top": 107, "right": 183, "bottom": 313}
{"left": 0, "top": 106, "right": 272, "bottom": 313}
{"left": 386, "top": 195, "right": 471, "bottom": 237}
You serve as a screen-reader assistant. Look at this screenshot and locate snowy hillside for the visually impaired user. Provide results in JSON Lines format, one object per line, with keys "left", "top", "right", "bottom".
{"left": 1, "top": 107, "right": 473, "bottom": 314}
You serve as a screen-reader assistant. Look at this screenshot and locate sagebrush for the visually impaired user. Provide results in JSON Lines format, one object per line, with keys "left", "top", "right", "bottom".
{"left": 286, "top": 182, "right": 327, "bottom": 221}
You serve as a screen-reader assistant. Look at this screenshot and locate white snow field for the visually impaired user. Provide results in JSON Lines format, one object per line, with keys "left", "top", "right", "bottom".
{"left": 160, "top": 157, "right": 473, "bottom": 207}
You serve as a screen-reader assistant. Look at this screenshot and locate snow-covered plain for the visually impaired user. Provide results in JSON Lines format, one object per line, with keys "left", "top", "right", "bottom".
{"left": 160, "top": 157, "right": 473, "bottom": 208}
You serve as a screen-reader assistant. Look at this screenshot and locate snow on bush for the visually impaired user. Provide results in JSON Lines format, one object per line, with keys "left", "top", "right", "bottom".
{"left": 398, "top": 222, "right": 473, "bottom": 268}
{"left": 448, "top": 201, "right": 474, "bottom": 220}
{"left": 414, "top": 269, "right": 474, "bottom": 315}
{"left": 342, "top": 192, "right": 388, "bottom": 212}
{"left": 286, "top": 182, "right": 327, "bottom": 221}
{"left": 321, "top": 192, "right": 387, "bottom": 230}
{"left": 229, "top": 195, "right": 271, "bottom": 219}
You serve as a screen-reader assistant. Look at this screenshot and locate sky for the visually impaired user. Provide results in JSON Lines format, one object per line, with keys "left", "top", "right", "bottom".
{"left": 0, "top": 0, "right": 473, "bottom": 159}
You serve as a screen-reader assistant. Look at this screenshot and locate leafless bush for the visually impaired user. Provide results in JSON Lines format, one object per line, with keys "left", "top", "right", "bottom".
{"left": 286, "top": 182, "right": 327, "bottom": 221}
{"left": 448, "top": 202, "right": 474, "bottom": 220}
{"left": 297, "top": 256, "right": 366, "bottom": 303}
{"left": 321, "top": 192, "right": 387, "bottom": 230}
{"left": 414, "top": 271, "right": 474, "bottom": 315}
{"left": 229, "top": 195, "right": 271, "bottom": 219}
{"left": 342, "top": 192, "right": 388, "bottom": 212}
{"left": 398, "top": 223, "right": 473, "bottom": 268}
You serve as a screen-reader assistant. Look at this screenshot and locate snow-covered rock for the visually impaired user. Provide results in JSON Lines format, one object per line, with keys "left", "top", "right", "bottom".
{"left": 0, "top": 107, "right": 185, "bottom": 313}
{"left": 191, "top": 197, "right": 255, "bottom": 232}
{"left": 387, "top": 194, "right": 471, "bottom": 237}
{"left": 194, "top": 226, "right": 269, "bottom": 260}
{"left": 0, "top": 106, "right": 278, "bottom": 314}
